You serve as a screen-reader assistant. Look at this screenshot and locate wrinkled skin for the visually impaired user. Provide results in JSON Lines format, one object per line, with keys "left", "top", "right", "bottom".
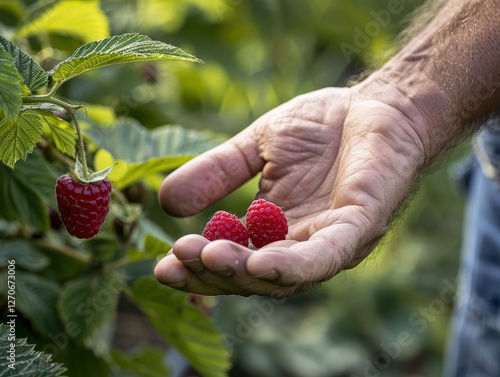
{"left": 155, "top": 86, "right": 426, "bottom": 297}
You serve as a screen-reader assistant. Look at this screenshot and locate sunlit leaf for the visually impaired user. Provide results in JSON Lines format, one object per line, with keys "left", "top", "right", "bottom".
{"left": 14, "top": 0, "right": 109, "bottom": 44}
{"left": 78, "top": 103, "right": 116, "bottom": 127}
{"left": 39, "top": 110, "right": 76, "bottom": 157}
{"left": 49, "top": 33, "right": 202, "bottom": 84}
{"left": 0, "top": 45, "right": 23, "bottom": 122}
{"left": 89, "top": 117, "right": 225, "bottom": 162}
{"left": 0, "top": 109, "right": 45, "bottom": 168}
{"left": 0, "top": 35, "right": 48, "bottom": 92}
{"left": 95, "top": 151, "right": 192, "bottom": 189}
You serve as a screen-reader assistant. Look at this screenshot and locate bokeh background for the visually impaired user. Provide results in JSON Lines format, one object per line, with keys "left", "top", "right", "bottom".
{"left": 1, "top": 0, "right": 471, "bottom": 376}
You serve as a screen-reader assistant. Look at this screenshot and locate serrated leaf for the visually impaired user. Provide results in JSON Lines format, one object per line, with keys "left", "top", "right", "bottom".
{"left": 14, "top": 0, "right": 109, "bottom": 44}
{"left": 95, "top": 149, "right": 192, "bottom": 189}
{"left": 0, "top": 271, "right": 62, "bottom": 335}
{"left": 126, "top": 234, "right": 172, "bottom": 263}
{"left": 0, "top": 35, "right": 48, "bottom": 92}
{"left": 95, "top": 118, "right": 225, "bottom": 160}
{"left": 0, "top": 239, "right": 49, "bottom": 271}
{"left": 13, "top": 149, "right": 58, "bottom": 208}
{"left": 0, "top": 160, "right": 49, "bottom": 231}
{"left": 111, "top": 348, "right": 171, "bottom": 377}
{"left": 39, "top": 110, "right": 76, "bottom": 157}
{"left": 135, "top": 217, "right": 174, "bottom": 250}
{"left": 0, "top": 109, "right": 45, "bottom": 168}
{"left": 0, "top": 46, "right": 23, "bottom": 122}
{"left": 0, "top": 324, "right": 67, "bottom": 377}
{"left": 57, "top": 271, "right": 123, "bottom": 342}
{"left": 129, "top": 276, "right": 231, "bottom": 377}
{"left": 126, "top": 217, "right": 173, "bottom": 262}
{"left": 49, "top": 33, "right": 202, "bottom": 84}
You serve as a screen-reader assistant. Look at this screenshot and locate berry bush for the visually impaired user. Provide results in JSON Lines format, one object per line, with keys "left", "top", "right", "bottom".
{"left": 0, "top": 2, "right": 230, "bottom": 376}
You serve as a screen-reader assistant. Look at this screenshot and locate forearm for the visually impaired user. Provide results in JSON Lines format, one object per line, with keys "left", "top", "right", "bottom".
{"left": 356, "top": 0, "right": 500, "bottom": 165}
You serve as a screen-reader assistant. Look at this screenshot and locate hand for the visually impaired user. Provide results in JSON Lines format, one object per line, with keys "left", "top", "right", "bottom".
{"left": 154, "top": 86, "right": 426, "bottom": 297}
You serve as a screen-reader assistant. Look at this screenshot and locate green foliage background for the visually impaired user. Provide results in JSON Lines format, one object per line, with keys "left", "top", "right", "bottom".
{"left": 0, "top": 0, "right": 468, "bottom": 376}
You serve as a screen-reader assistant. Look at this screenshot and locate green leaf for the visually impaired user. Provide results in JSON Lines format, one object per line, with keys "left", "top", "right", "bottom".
{"left": 0, "top": 324, "right": 67, "bottom": 377}
{"left": 13, "top": 149, "right": 58, "bottom": 208}
{"left": 0, "top": 45, "right": 23, "bottom": 122}
{"left": 0, "top": 35, "right": 48, "bottom": 92}
{"left": 56, "top": 340, "right": 110, "bottom": 377}
{"left": 0, "top": 109, "right": 45, "bottom": 168}
{"left": 49, "top": 33, "right": 203, "bottom": 84}
{"left": 91, "top": 118, "right": 225, "bottom": 189}
{"left": 90, "top": 117, "right": 224, "bottom": 160}
{"left": 39, "top": 110, "right": 76, "bottom": 157}
{"left": 95, "top": 150, "right": 192, "bottom": 190}
{"left": 126, "top": 217, "right": 173, "bottom": 262}
{"left": 0, "top": 239, "right": 49, "bottom": 272}
{"left": 129, "top": 276, "right": 231, "bottom": 377}
{"left": 0, "top": 159, "right": 49, "bottom": 231}
{"left": 111, "top": 348, "right": 171, "bottom": 377}
{"left": 0, "top": 271, "right": 62, "bottom": 335}
{"left": 14, "top": 0, "right": 109, "bottom": 44}
{"left": 57, "top": 271, "right": 123, "bottom": 342}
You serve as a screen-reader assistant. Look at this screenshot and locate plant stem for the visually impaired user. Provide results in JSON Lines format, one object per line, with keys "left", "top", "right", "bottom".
{"left": 22, "top": 94, "right": 90, "bottom": 179}
{"left": 32, "top": 239, "right": 91, "bottom": 265}
{"left": 105, "top": 256, "right": 133, "bottom": 271}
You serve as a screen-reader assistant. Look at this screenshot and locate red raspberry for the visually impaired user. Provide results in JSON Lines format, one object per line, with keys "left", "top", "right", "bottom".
{"left": 245, "top": 198, "right": 288, "bottom": 248}
{"left": 55, "top": 174, "right": 112, "bottom": 239}
{"left": 202, "top": 211, "right": 249, "bottom": 247}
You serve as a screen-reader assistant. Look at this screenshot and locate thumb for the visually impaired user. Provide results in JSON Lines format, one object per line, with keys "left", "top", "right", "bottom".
{"left": 158, "top": 127, "right": 263, "bottom": 217}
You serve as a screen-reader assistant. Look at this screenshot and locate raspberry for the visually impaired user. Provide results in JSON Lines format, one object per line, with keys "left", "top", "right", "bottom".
{"left": 202, "top": 211, "right": 249, "bottom": 247}
{"left": 55, "top": 174, "right": 112, "bottom": 239}
{"left": 245, "top": 198, "right": 288, "bottom": 248}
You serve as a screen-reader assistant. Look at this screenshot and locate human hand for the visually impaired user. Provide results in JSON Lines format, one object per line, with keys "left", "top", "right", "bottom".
{"left": 154, "top": 86, "right": 427, "bottom": 297}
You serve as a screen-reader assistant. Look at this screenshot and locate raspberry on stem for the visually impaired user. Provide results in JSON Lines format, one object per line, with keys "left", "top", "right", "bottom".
{"left": 56, "top": 174, "right": 112, "bottom": 239}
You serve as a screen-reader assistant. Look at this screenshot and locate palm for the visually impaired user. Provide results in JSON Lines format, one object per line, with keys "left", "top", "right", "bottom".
{"left": 155, "top": 87, "right": 425, "bottom": 297}
{"left": 253, "top": 89, "right": 348, "bottom": 223}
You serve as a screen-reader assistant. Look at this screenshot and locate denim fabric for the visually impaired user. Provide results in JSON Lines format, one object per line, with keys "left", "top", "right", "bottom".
{"left": 445, "top": 129, "right": 500, "bottom": 377}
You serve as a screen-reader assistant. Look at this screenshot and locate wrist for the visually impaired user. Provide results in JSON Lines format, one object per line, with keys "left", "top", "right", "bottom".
{"left": 354, "top": 62, "right": 455, "bottom": 167}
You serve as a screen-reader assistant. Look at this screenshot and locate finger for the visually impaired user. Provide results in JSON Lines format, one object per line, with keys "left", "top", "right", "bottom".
{"left": 158, "top": 128, "right": 263, "bottom": 217}
{"left": 173, "top": 235, "right": 297, "bottom": 296}
{"left": 154, "top": 253, "right": 227, "bottom": 295}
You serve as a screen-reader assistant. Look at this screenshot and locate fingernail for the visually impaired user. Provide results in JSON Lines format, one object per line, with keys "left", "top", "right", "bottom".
{"left": 254, "top": 270, "right": 279, "bottom": 280}
{"left": 180, "top": 258, "right": 203, "bottom": 272}
{"left": 168, "top": 281, "right": 186, "bottom": 289}
{"left": 216, "top": 268, "right": 233, "bottom": 277}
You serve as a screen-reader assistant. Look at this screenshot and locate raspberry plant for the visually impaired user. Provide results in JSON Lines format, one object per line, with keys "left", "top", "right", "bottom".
{"left": 0, "top": 1, "right": 229, "bottom": 376}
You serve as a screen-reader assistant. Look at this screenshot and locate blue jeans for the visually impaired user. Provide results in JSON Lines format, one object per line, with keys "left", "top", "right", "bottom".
{"left": 445, "top": 128, "right": 500, "bottom": 376}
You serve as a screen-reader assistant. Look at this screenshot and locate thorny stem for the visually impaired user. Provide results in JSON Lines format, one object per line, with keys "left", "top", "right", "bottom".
{"left": 22, "top": 90, "right": 90, "bottom": 179}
